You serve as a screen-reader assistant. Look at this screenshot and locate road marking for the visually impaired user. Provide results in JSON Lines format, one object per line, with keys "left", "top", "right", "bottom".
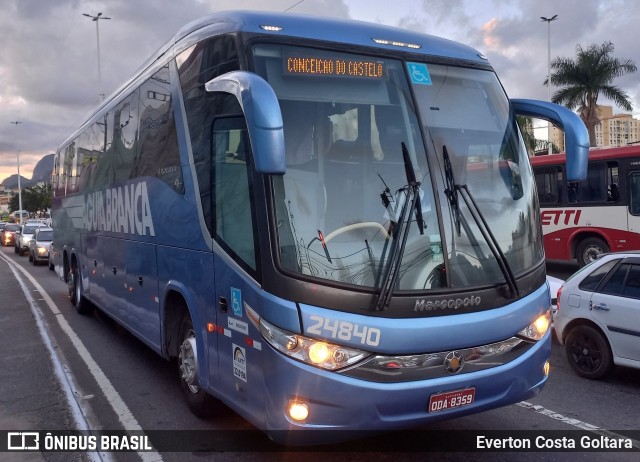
{"left": 1, "top": 253, "right": 164, "bottom": 462}
{"left": 518, "top": 401, "right": 640, "bottom": 449}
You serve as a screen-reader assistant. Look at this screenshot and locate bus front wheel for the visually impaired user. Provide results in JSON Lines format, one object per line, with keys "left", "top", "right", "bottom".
{"left": 576, "top": 237, "right": 608, "bottom": 267}
{"left": 178, "top": 315, "right": 215, "bottom": 418}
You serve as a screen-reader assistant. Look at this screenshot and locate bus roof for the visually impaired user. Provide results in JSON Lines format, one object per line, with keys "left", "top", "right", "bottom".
{"left": 60, "top": 10, "right": 491, "bottom": 150}
{"left": 171, "top": 11, "right": 489, "bottom": 64}
{"left": 530, "top": 145, "right": 640, "bottom": 167}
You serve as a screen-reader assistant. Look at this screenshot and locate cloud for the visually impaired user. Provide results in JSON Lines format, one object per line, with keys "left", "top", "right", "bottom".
{"left": 1, "top": 0, "right": 639, "bottom": 184}
{"left": 0, "top": 0, "right": 351, "bottom": 182}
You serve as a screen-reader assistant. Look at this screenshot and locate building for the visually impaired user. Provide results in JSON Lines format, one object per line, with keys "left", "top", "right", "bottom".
{"left": 594, "top": 105, "right": 640, "bottom": 147}
{"left": 0, "top": 186, "right": 14, "bottom": 213}
{"left": 546, "top": 105, "right": 640, "bottom": 153}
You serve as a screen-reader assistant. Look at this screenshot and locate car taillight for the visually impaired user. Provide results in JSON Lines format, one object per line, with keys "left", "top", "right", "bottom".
{"left": 556, "top": 285, "right": 563, "bottom": 313}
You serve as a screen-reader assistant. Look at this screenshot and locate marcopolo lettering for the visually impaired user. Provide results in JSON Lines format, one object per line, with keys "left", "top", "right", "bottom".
{"left": 414, "top": 296, "right": 481, "bottom": 312}
{"left": 84, "top": 182, "right": 155, "bottom": 236}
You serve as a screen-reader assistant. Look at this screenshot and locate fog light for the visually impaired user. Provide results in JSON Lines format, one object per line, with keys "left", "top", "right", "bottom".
{"left": 544, "top": 360, "right": 550, "bottom": 377}
{"left": 288, "top": 402, "right": 309, "bottom": 422}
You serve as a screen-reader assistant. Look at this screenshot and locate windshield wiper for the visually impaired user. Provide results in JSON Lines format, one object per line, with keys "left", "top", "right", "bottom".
{"left": 443, "top": 146, "right": 462, "bottom": 236}
{"left": 442, "top": 146, "right": 520, "bottom": 299}
{"left": 375, "top": 142, "right": 424, "bottom": 311}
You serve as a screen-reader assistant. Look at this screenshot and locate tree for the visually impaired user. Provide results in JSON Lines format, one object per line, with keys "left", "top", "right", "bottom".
{"left": 8, "top": 183, "right": 52, "bottom": 215}
{"left": 516, "top": 116, "right": 537, "bottom": 155}
{"left": 516, "top": 116, "right": 559, "bottom": 155}
{"left": 547, "top": 41, "right": 637, "bottom": 147}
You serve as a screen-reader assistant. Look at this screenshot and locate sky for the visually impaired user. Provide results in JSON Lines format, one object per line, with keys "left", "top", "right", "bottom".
{"left": 1, "top": 0, "right": 639, "bottom": 184}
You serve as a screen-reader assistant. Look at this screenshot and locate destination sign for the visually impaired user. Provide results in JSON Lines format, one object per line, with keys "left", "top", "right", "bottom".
{"left": 285, "top": 55, "right": 385, "bottom": 79}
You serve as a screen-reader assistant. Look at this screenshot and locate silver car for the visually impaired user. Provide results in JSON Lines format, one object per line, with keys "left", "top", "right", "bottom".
{"left": 555, "top": 252, "right": 640, "bottom": 379}
{"left": 28, "top": 227, "right": 53, "bottom": 265}
{"left": 16, "top": 223, "right": 47, "bottom": 255}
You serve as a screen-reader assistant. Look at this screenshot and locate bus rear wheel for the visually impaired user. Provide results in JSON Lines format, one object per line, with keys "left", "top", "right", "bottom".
{"left": 178, "top": 315, "right": 215, "bottom": 418}
{"left": 576, "top": 237, "right": 608, "bottom": 267}
{"left": 68, "top": 264, "right": 93, "bottom": 315}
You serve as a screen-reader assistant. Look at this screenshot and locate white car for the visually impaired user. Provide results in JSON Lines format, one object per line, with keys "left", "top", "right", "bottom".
{"left": 555, "top": 252, "right": 640, "bottom": 379}
{"left": 28, "top": 227, "right": 53, "bottom": 265}
{"left": 15, "top": 222, "right": 47, "bottom": 256}
{"left": 546, "top": 275, "right": 564, "bottom": 321}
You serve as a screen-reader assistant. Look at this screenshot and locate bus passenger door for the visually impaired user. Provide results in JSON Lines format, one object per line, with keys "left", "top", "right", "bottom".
{"left": 210, "top": 114, "right": 265, "bottom": 421}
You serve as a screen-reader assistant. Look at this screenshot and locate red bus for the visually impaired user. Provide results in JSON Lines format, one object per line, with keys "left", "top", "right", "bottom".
{"left": 531, "top": 146, "right": 640, "bottom": 266}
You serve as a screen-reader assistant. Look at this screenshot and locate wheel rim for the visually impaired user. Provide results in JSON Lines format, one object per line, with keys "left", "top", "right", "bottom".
{"left": 179, "top": 329, "right": 200, "bottom": 393}
{"left": 583, "top": 245, "right": 603, "bottom": 263}
{"left": 568, "top": 332, "right": 603, "bottom": 373}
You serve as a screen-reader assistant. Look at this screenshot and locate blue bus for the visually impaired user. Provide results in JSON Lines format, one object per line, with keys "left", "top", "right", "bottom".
{"left": 51, "top": 11, "right": 588, "bottom": 443}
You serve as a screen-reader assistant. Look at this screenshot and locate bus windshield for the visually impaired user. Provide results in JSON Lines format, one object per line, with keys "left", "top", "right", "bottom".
{"left": 253, "top": 44, "right": 542, "bottom": 291}
{"left": 412, "top": 64, "right": 544, "bottom": 286}
{"left": 254, "top": 44, "right": 440, "bottom": 291}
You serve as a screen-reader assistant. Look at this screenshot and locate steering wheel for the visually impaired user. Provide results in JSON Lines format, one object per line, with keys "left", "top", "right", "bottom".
{"left": 323, "top": 222, "right": 390, "bottom": 243}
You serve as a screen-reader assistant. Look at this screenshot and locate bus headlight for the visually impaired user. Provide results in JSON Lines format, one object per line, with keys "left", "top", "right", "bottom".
{"left": 518, "top": 310, "right": 551, "bottom": 341}
{"left": 258, "top": 318, "right": 370, "bottom": 371}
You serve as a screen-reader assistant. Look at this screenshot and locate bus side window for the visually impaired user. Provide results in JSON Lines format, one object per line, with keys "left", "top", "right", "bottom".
{"left": 607, "top": 162, "right": 619, "bottom": 202}
{"left": 109, "top": 91, "right": 139, "bottom": 184}
{"left": 212, "top": 114, "right": 258, "bottom": 273}
{"left": 568, "top": 182, "right": 579, "bottom": 203}
{"left": 133, "top": 64, "right": 183, "bottom": 193}
{"left": 89, "top": 119, "right": 109, "bottom": 190}
{"left": 586, "top": 162, "right": 608, "bottom": 202}
{"left": 534, "top": 168, "right": 560, "bottom": 205}
{"left": 631, "top": 173, "right": 640, "bottom": 215}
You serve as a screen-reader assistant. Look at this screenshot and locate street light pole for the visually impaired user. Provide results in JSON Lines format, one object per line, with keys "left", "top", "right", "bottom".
{"left": 9, "top": 121, "right": 24, "bottom": 222}
{"left": 541, "top": 14, "right": 558, "bottom": 155}
{"left": 83, "top": 12, "right": 111, "bottom": 101}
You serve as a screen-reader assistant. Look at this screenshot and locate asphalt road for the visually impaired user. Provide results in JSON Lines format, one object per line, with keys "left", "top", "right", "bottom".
{"left": 1, "top": 247, "right": 638, "bottom": 462}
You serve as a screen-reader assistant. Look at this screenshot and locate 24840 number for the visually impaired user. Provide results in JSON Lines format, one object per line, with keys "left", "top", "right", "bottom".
{"left": 306, "top": 315, "right": 381, "bottom": 347}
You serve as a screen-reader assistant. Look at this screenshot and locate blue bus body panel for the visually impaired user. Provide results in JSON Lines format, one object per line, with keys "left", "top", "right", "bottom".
{"left": 251, "top": 319, "right": 550, "bottom": 443}
{"left": 298, "top": 284, "right": 550, "bottom": 354}
{"left": 208, "top": 283, "right": 550, "bottom": 441}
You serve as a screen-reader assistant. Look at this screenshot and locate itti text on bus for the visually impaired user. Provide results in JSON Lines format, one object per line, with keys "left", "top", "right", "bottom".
{"left": 541, "top": 209, "right": 582, "bottom": 226}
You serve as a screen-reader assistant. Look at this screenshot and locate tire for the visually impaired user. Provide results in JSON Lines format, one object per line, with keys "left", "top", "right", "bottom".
{"left": 68, "top": 264, "right": 93, "bottom": 315}
{"left": 564, "top": 324, "right": 612, "bottom": 379}
{"left": 576, "top": 237, "right": 609, "bottom": 267}
{"left": 178, "top": 315, "right": 215, "bottom": 418}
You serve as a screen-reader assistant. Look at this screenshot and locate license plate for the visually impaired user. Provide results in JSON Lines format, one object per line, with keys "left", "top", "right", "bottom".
{"left": 428, "top": 387, "right": 475, "bottom": 413}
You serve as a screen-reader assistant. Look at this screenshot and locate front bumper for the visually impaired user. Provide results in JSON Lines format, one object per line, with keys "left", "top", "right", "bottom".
{"left": 261, "top": 330, "right": 551, "bottom": 444}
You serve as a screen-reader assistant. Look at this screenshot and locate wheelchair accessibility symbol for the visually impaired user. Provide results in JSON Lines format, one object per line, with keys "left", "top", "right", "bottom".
{"left": 407, "top": 62, "right": 432, "bottom": 85}
{"left": 231, "top": 288, "right": 242, "bottom": 317}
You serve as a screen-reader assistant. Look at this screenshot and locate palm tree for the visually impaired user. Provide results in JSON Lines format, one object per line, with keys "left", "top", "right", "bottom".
{"left": 516, "top": 116, "right": 558, "bottom": 155}
{"left": 547, "top": 41, "right": 637, "bottom": 146}
{"left": 516, "top": 116, "right": 537, "bottom": 155}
